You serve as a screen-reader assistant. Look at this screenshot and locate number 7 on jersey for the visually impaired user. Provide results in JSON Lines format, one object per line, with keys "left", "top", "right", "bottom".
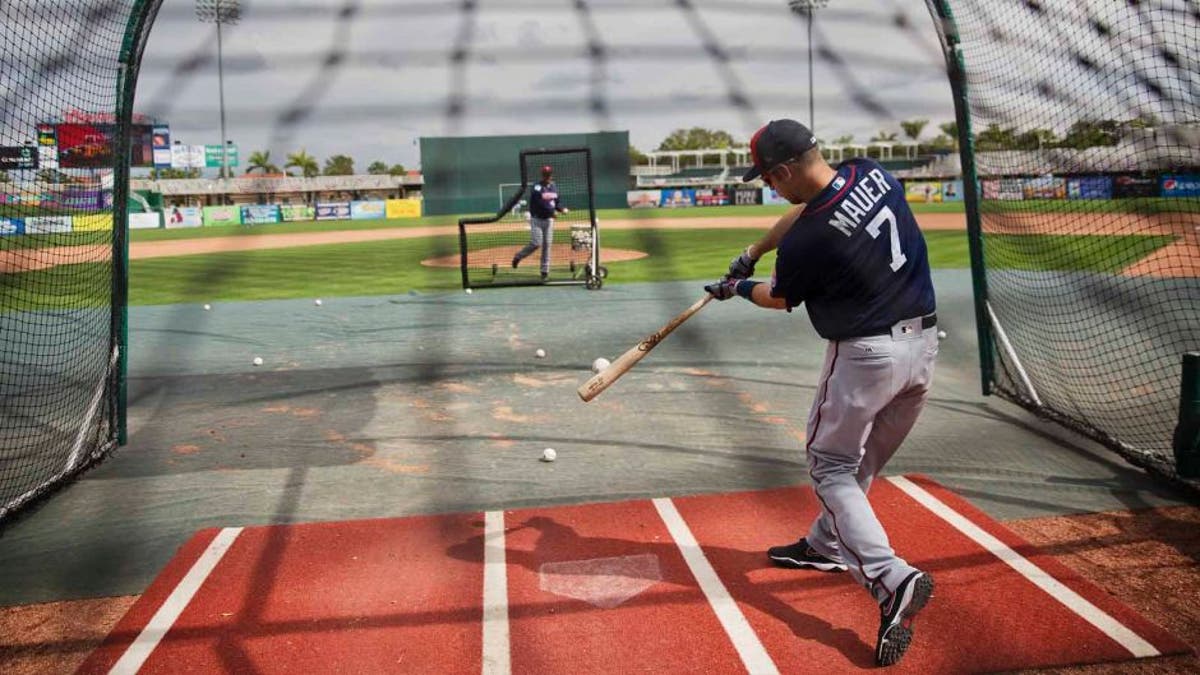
{"left": 865, "top": 205, "right": 908, "bottom": 272}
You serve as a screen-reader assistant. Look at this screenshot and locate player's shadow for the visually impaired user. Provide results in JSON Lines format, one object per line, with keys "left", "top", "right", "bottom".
{"left": 447, "top": 513, "right": 875, "bottom": 667}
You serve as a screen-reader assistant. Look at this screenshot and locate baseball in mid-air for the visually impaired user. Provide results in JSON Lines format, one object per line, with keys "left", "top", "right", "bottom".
{"left": 252, "top": 356, "right": 263, "bottom": 366}
{"left": 203, "top": 303, "right": 211, "bottom": 311}
{"left": 314, "top": 298, "right": 322, "bottom": 306}
{"left": 541, "top": 447, "right": 557, "bottom": 462}
{"left": 591, "top": 357, "right": 611, "bottom": 373}
{"left": 937, "top": 330, "right": 947, "bottom": 340}
{"left": 535, "top": 348, "right": 546, "bottom": 359}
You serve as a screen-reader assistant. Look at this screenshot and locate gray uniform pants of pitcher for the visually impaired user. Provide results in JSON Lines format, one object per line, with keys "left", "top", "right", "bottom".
{"left": 803, "top": 317, "right": 938, "bottom": 605}
{"left": 514, "top": 217, "right": 554, "bottom": 274}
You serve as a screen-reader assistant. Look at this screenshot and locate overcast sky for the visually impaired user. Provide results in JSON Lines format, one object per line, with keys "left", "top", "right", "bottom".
{"left": 133, "top": 0, "right": 957, "bottom": 172}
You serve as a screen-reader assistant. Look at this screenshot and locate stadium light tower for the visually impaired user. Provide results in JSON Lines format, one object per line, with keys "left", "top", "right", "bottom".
{"left": 788, "top": 0, "right": 829, "bottom": 134}
{"left": 195, "top": 0, "right": 240, "bottom": 182}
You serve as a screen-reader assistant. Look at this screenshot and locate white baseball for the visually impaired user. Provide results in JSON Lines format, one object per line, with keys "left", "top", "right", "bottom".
{"left": 937, "top": 330, "right": 947, "bottom": 340}
{"left": 252, "top": 356, "right": 263, "bottom": 366}
{"left": 535, "top": 348, "right": 546, "bottom": 358}
{"left": 541, "top": 447, "right": 557, "bottom": 462}
{"left": 314, "top": 298, "right": 322, "bottom": 306}
{"left": 591, "top": 357, "right": 611, "bottom": 373}
{"left": 203, "top": 304, "right": 211, "bottom": 311}
{"left": 465, "top": 288, "right": 473, "bottom": 295}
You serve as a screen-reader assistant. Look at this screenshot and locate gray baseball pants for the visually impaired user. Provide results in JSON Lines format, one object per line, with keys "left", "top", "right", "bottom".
{"left": 515, "top": 217, "right": 554, "bottom": 274}
{"left": 803, "top": 316, "right": 939, "bottom": 606}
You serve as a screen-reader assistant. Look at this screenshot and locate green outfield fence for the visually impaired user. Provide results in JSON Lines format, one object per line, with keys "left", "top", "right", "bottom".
{"left": 926, "top": 0, "right": 1200, "bottom": 487}
{"left": 421, "top": 131, "right": 628, "bottom": 216}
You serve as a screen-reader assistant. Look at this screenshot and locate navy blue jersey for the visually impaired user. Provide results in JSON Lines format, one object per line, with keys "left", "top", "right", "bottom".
{"left": 529, "top": 180, "right": 560, "bottom": 219}
{"left": 770, "top": 158, "right": 935, "bottom": 340}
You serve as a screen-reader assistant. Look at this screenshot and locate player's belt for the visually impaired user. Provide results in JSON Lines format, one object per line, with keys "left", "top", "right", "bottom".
{"left": 860, "top": 313, "right": 936, "bottom": 338}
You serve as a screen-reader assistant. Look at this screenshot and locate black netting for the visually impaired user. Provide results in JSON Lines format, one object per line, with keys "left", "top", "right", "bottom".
{"left": 928, "top": 0, "right": 1200, "bottom": 478}
{"left": 459, "top": 148, "right": 599, "bottom": 288}
{"left": 0, "top": 0, "right": 153, "bottom": 522}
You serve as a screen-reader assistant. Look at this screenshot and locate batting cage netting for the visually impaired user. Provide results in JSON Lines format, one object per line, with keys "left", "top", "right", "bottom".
{"left": 0, "top": 0, "right": 154, "bottom": 523}
{"left": 458, "top": 148, "right": 601, "bottom": 289}
{"left": 927, "top": 1, "right": 1200, "bottom": 481}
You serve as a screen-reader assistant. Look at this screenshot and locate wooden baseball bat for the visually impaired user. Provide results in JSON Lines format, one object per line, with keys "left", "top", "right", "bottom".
{"left": 577, "top": 293, "right": 714, "bottom": 402}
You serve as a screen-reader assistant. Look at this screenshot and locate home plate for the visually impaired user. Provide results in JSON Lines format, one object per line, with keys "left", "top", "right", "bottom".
{"left": 538, "top": 553, "right": 662, "bottom": 609}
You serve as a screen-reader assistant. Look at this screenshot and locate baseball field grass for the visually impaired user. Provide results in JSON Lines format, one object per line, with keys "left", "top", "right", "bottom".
{"left": 109, "top": 229, "right": 1173, "bottom": 306}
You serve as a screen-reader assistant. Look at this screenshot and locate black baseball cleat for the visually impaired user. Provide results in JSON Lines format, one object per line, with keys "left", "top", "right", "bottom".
{"left": 511, "top": 256, "right": 520, "bottom": 269}
{"left": 875, "top": 570, "right": 934, "bottom": 667}
{"left": 767, "top": 538, "right": 848, "bottom": 572}
{"left": 540, "top": 272, "right": 549, "bottom": 281}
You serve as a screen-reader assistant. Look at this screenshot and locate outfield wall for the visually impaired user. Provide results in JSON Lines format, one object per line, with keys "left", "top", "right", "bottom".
{"left": 420, "top": 131, "right": 629, "bottom": 215}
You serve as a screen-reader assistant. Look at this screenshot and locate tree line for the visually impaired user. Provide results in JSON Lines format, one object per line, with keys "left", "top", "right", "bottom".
{"left": 147, "top": 151, "right": 406, "bottom": 180}
{"left": 631, "top": 115, "right": 1162, "bottom": 165}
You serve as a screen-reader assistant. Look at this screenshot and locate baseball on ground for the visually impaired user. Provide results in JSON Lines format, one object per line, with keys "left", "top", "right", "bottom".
{"left": 541, "top": 447, "right": 557, "bottom": 462}
{"left": 203, "top": 304, "right": 211, "bottom": 311}
{"left": 591, "top": 357, "right": 611, "bottom": 373}
{"left": 937, "top": 330, "right": 947, "bottom": 340}
{"left": 314, "top": 298, "right": 322, "bottom": 306}
{"left": 535, "top": 348, "right": 546, "bottom": 358}
{"left": 252, "top": 356, "right": 263, "bottom": 366}
{"left": 465, "top": 288, "right": 473, "bottom": 294}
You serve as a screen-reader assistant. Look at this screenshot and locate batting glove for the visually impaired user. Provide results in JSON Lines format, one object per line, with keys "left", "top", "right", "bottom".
{"left": 727, "top": 246, "right": 758, "bottom": 279}
{"left": 704, "top": 276, "right": 739, "bottom": 301}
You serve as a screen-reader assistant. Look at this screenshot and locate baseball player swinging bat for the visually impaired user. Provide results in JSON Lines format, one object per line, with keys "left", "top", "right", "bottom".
{"left": 577, "top": 293, "right": 714, "bottom": 402}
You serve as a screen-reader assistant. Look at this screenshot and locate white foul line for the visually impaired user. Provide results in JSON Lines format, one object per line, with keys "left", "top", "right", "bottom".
{"left": 481, "top": 510, "right": 511, "bottom": 675}
{"left": 887, "top": 476, "right": 1158, "bottom": 658}
{"left": 109, "top": 527, "right": 243, "bottom": 675}
{"left": 653, "top": 498, "right": 779, "bottom": 675}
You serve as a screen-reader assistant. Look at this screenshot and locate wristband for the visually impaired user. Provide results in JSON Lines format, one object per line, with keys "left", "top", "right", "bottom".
{"left": 735, "top": 279, "right": 761, "bottom": 300}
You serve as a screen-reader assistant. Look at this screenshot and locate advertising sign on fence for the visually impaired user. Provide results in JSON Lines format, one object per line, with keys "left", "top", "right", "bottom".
{"left": 0, "top": 218, "right": 24, "bottom": 235}
{"left": 128, "top": 212, "right": 162, "bottom": 229}
{"left": 1066, "top": 176, "right": 1113, "bottom": 199}
{"left": 661, "top": 188, "right": 696, "bottom": 208}
{"left": 1112, "top": 174, "right": 1158, "bottom": 198}
{"left": 0, "top": 146, "right": 38, "bottom": 170}
{"left": 59, "top": 189, "right": 103, "bottom": 210}
{"left": 905, "top": 181, "right": 943, "bottom": 203}
{"left": 166, "top": 206, "right": 203, "bottom": 227}
{"left": 203, "top": 205, "right": 243, "bottom": 226}
{"left": 981, "top": 179, "right": 1025, "bottom": 200}
{"left": 280, "top": 204, "right": 315, "bottom": 222}
{"left": 762, "top": 187, "right": 789, "bottom": 205}
{"left": 694, "top": 187, "right": 730, "bottom": 206}
{"left": 316, "top": 202, "right": 351, "bottom": 220}
{"left": 25, "top": 216, "right": 73, "bottom": 233}
{"left": 73, "top": 214, "right": 113, "bottom": 232}
{"left": 241, "top": 204, "right": 280, "bottom": 225}
{"left": 734, "top": 187, "right": 763, "bottom": 205}
{"left": 350, "top": 200, "right": 386, "bottom": 221}
{"left": 1022, "top": 175, "right": 1066, "bottom": 200}
{"left": 384, "top": 198, "right": 422, "bottom": 219}
{"left": 1161, "top": 174, "right": 1200, "bottom": 198}
{"left": 626, "top": 190, "right": 662, "bottom": 209}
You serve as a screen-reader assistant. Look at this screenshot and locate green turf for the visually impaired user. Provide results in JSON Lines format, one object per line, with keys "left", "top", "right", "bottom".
{"left": 985, "top": 234, "right": 1176, "bottom": 273}
{"left": 3, "top": 227, "right": 1177, "bottom": 309}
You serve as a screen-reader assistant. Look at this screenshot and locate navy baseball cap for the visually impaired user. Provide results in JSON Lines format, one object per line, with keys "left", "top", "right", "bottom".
{"left": 742, "top": 119, "right": 818, "bottom": 181}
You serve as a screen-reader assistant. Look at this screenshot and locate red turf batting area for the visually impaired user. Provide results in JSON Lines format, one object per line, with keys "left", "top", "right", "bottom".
{"left": 78, "top": 476, "right": 1189, "bottom": 674}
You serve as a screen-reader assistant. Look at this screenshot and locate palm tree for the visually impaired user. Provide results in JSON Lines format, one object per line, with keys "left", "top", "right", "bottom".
{"left": 870, "top": 131, "right": 899, "bottom": 142}
{"left": 900, "top": 119, "right": 929, "bottom": 142}
{"left": 323, "top": 154, "right": 355, "bottom": 176}
{"left": 285, "top": 149, "right": 319, "bottom": 178}
{"left": 245, "top": 150, "right": 280, "bottom": 174}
